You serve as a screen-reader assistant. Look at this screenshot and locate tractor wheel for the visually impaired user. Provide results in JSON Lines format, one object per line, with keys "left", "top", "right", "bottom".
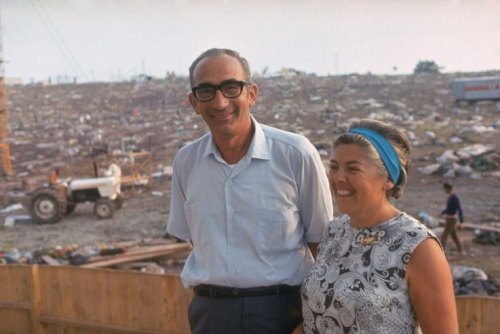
{"left": 94, "top": 198, "right": 115, "bottom": 219}
{"left": 28, "top": 187, "right": 67, "bottom": 224}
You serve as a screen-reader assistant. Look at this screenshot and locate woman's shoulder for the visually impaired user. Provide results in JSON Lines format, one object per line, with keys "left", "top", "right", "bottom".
{"left": 397, "top": 212, "right": 441, "bottom": 245}
{"left": 331, "top": 214, "right": 350, "bottom": 225}
{"left": 327, "top": 214, "right": 350, "bottom": 232}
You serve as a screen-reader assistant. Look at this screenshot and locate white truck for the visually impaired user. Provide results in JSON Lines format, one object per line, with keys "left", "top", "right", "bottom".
{"left": 452, "top": 76, "right": 500, "bottom": 103}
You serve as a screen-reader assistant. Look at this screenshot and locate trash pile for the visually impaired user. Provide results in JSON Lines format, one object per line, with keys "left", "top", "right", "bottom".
{"left": 0, "top": 238, "right": 190, "bottom": 274}
{"left": 418, "top": 143, "right": 499, "bottom": 179}
{"left": 4, "top": 72, "right": 499, "bottom": 204}
{"left": 452, "top": 265, "right": 500, "bottom": 297}
{"left": 473, "top": 230, "right": 500, "bottom": 246}
{"left": 2, "top": 71, "right": 499, "bottom": 286}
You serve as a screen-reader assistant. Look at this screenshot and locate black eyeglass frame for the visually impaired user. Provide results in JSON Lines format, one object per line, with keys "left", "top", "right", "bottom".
{"left": 191, "top": 80, "right": 252, "bottom": 102}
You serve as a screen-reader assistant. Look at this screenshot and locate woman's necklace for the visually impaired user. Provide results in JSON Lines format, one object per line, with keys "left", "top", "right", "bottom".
{"left": 355, "top": 228, "right": 383, "bottom": 246}
{"left": 360, "top": 234, "right": 380, "bottom": 246}
{"left": 354, "top": 211, "right": 401, "bottom": 246}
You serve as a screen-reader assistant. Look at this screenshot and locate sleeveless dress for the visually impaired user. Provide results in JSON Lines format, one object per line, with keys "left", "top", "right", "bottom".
{"left": 302, "top": 213, "right": 439, "bottom": 333}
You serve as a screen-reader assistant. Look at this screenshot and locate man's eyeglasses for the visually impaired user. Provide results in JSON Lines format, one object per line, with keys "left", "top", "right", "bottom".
{"left": 191, "top": 80, "right": 251, "bottom": 102}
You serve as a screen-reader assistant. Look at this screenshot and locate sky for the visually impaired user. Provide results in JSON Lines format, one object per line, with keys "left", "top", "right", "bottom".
{"left": 2, "top": 0, "right": 500, "bottom": 83}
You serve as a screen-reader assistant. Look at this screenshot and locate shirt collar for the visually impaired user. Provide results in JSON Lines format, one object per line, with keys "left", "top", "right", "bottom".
{"left": 248, "top": 115, "right": 270, "bottom": 160}
{"left": 202, "top": 115, "right": 270, "bottom": 161}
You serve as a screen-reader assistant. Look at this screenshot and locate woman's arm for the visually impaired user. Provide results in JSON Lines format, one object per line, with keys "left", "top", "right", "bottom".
{"left": 292, "top": 323, "right": 305, "bottom": 334}
{"left": 308, "top": 242, "right": 319, "bottom": 259}
{"left": 407, "top": 238, "right": 459, "bottom": 334}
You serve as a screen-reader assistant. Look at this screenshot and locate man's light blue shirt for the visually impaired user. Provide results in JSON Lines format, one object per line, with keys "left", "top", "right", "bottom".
{"left": 167, "top": 116, "right": 333, "bottom": 288}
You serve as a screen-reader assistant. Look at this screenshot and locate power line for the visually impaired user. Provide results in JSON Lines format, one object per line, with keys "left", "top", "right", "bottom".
{"left": 29, "top": 0, "right": 87, "bottom": 81}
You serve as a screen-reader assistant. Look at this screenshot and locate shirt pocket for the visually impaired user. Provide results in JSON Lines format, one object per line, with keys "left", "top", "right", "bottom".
{"left": 257, "top": 207, "right": 298, "bottom": 252}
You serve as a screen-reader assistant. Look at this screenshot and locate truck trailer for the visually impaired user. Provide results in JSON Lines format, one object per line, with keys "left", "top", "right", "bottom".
{"left": 452, "top": 76, "right": 500, "bottom": 102}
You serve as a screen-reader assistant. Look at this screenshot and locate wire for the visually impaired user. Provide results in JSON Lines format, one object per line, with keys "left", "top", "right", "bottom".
{"left": 29, "top": 0, "right": 88, "bottom": 81}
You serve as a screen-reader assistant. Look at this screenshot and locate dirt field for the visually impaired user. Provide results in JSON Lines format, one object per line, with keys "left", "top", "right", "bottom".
{"left": 1, "top": 72, "right": 499, "bottom": 285}
{"left": 1, "top": 168, "right": 499, "bottom": 281}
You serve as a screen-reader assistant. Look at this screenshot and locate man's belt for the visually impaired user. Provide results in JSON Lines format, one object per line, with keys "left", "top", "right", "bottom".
{"left": 193, "top": 284, "right": 300, "bottom": 298}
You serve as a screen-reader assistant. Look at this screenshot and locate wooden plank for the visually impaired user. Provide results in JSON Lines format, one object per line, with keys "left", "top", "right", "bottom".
{"left": 125, "top": 242, "right": 184, "bottom": 254}
{"left": 0, "top": 265, "right": 32, "bottom": 303}
{"left": 59, "top": 267, "right": 183, "bottom": 332}
{"left": 0, "top": 301, "right": 32, "bottom": 309}
{"left": 162, "top": 273, "right": 194, "bottom": 333}
{"left": 30, "top": 265, "right": 42, "bottom": 334}
{"left": 83, "top": 239, "right": 177, "bottom": 263}
{"left": 82, "top": 248, "right": 184, "bottom": 269}
{"left": 42, "top": 255, "right": 61, "bottom": 265}
{"left": 456, "top": 296, "right": 500, "bottom": 334}
{"left": 0, "top": 308, "right": 32, "bottom": 334}
{"left": 6, "top": 265, "right": 500, "bottom": 334}
{"left": 1, "top": 266, "right": 195, "bottom": 333}
{"left": 0, "top": 265, "right": 34, "bottom": 334}
{"left": 461, "top": 222, "right": 500, "bottom": 233}
{"left": 40, "top": 314, "right": 166, "bottom": 334}
{"left": 438, "top": 219, "right": 500, "bottom": 233}
{"left": 81, "top": 243, "right": 191, "bottom": 268}
{"left": 115, "top": 262, "right": 165, "bottom": 274}
{"left": 0, "top": 265, "right": 192, "bottom": 334}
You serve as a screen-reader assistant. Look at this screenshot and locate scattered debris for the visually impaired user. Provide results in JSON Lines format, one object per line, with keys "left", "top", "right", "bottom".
{"left": 3, "top": 215, "right": 31, "bottom": 227}
{"left": 416, "top": 211, "right": 438, "bottom": 227}
{"left": 0, "top": 239, "right": 191, "bottom": 274}
{"left": 473, "top": 228, "right": 500, "bottom": 246}
{"left": 452, "top": 265, "right": 500, "bottom": 297}
{"left": 0, "top": 203, "right": 24, "bottom": 213}
{"left": 1, "top": 71, "right": 498, "bottom": 283}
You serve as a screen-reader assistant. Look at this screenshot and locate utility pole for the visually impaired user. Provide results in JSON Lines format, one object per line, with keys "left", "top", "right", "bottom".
{"left": 0, "top": 12, "right": 13, "bottom": 176}
{"left": 335, "top": 53, "right": 338, "bottom": 76}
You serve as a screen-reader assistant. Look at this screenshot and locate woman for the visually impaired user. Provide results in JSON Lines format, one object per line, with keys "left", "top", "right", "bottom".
{"left": 301, "top": 119, "right": 458, "bottom": 333}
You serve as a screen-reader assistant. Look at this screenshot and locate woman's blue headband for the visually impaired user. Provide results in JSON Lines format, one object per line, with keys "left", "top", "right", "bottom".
{"left": 348, "top": 127, "right": 401, "bottom": 184}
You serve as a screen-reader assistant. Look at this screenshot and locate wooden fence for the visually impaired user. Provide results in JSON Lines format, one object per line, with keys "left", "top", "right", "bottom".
{"left": 456, "top": 295, "right": 500, "bottom": 334}
{"left": 0, "top": 265, "right": 192, "bottom": 333}
{"left": 0, "top": 264, "right": 499, "bottom": 333}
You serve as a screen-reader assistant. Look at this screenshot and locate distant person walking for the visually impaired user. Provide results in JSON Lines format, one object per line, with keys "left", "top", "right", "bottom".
{"left": 440, "top": 182, "right": 465, "bottom": 255}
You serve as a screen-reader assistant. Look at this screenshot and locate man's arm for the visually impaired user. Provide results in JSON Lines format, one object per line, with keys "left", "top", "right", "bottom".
{"left": 298, "top": 141, "right": 333, "bottom": 258}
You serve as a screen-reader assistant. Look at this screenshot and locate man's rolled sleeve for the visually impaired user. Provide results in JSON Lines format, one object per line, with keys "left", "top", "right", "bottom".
{"left": 166, "top": 159, "right": 191, "bottom": 241}
{"left": 299, "top": 147, "right": 334, "bottom": 244}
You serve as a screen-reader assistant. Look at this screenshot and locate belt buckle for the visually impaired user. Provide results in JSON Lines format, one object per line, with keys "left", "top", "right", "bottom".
{"left": 231, "top": 288, "right": 239, "bottom": 298}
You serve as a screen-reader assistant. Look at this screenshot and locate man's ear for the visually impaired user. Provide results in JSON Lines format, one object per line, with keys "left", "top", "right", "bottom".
{"left": 248, "top": 83, "right": 259, "bottom": 108}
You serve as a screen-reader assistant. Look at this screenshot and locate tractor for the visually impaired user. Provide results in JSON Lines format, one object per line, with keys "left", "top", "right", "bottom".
{"left": 28, "top": 164, "right": 122, "bottom": 224}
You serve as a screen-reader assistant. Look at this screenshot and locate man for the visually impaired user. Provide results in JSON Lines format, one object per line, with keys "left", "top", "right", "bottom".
{"left": 440, "top": 182, "right": 465, "bottom": 255}
{"left": 166, "top": 48, "right": 333, "bottom": 333}
{"left": 105, "top": 161, "right": 122, "bottom": 192}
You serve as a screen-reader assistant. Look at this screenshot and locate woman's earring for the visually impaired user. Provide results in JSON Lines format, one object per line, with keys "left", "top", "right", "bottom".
{"left": 384, "top": 181, "right": 394, "bottom": 191}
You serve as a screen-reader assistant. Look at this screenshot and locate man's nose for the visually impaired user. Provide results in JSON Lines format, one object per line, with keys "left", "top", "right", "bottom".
{"left": 211, "top": 89, "right": 230, "bottom": 108}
